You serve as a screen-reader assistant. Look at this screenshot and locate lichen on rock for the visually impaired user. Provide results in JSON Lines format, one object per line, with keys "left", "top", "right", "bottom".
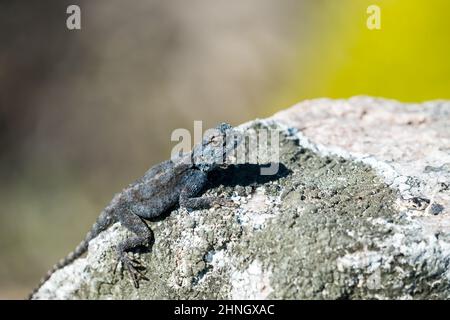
{"left": 34, "top": 97, "right": 450, "bottom": 299}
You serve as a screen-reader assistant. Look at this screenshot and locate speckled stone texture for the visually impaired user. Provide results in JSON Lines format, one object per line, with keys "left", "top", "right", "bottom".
{"left": 34, "top": 97, "right": 450, "bottom": 299}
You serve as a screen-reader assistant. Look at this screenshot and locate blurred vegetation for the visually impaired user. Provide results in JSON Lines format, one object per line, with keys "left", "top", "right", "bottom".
{"left": 270, "top": 0, "right": 450, "bottom": 112}
{"left": 1, "top": 0, "right": 449, "bottom": 298}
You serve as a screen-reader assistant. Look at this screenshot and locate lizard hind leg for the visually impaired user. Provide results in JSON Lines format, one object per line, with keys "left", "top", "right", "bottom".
{"left": 115, "top": 206, "right": 152, "bottom": 288}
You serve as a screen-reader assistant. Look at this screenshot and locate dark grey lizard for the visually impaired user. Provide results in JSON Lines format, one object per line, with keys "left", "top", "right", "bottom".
{"left": 29, "top": 123, "right": 241, "bottom": 299}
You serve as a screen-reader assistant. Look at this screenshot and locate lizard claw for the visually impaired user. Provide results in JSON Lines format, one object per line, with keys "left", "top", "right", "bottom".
{"left": 115, "top": 254, "right": 149, "bottom": 288}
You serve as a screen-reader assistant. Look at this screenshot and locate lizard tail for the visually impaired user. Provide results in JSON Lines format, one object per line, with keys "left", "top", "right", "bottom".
{"left": 28, "top": 207, "right": 115, "bottom": 299}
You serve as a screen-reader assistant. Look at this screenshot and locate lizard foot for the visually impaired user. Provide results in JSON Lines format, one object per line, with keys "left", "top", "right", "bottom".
{"left": 114, "top": 253, "right": 148, "bottom": 288}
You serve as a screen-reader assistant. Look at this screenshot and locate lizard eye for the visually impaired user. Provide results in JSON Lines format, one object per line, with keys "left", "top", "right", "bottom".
{"left": 210, "top": 137, "right": 221, "bottom": 146}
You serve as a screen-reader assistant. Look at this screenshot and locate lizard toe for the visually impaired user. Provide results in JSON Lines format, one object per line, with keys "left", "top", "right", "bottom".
{"left": 119, "top": 254, "right": 148, "bottom": 288}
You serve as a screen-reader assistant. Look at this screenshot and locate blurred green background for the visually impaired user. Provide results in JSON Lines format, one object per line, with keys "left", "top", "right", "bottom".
{"left": 1, "top": 0, "right": 449, "bottom": 298}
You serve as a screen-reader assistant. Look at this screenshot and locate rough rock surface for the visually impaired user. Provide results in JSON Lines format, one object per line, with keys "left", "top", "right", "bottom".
{"left": 34, "top": 97, "right": 450, "bottom": 299}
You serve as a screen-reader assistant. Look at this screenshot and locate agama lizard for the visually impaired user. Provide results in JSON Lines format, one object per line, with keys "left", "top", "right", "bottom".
{"left": 29, "top": 123, "right": 241, "bottom": 299}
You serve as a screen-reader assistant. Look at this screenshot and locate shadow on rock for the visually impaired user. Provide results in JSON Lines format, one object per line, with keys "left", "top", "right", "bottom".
{"left": 208, "top": 163, "right": 290, "bottom": 188}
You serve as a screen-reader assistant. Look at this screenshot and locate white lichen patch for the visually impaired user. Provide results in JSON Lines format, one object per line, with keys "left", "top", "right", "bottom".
{"left": 237, "top": 187, "right": 280, "bottom": 230}
{"left": 230, "top": 260, "right": 273, "bottom": 299}
{"left": 205, "top": 249, "right": 226, "bottom": 269}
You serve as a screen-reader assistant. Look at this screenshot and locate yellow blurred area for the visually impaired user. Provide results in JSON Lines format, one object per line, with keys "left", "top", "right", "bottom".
{"left": 271, "top": 0, "right": 450, "bottom": 112}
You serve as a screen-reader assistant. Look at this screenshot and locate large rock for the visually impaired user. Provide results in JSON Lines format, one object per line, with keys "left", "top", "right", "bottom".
{"left": 34, "top": 97, "right": 450, "bottom": 299}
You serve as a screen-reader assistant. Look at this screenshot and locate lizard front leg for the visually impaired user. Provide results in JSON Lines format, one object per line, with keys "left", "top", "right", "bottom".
{"left": 179, "top": 170, "right": 233, "bottom": 210}
{"left": 115, "top": 205, "right": 152, "bottom": 288}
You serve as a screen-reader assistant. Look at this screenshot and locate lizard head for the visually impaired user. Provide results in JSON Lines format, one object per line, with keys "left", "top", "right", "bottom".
{"left": 192, "top": 122, "right": 242, "bottom": 172}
